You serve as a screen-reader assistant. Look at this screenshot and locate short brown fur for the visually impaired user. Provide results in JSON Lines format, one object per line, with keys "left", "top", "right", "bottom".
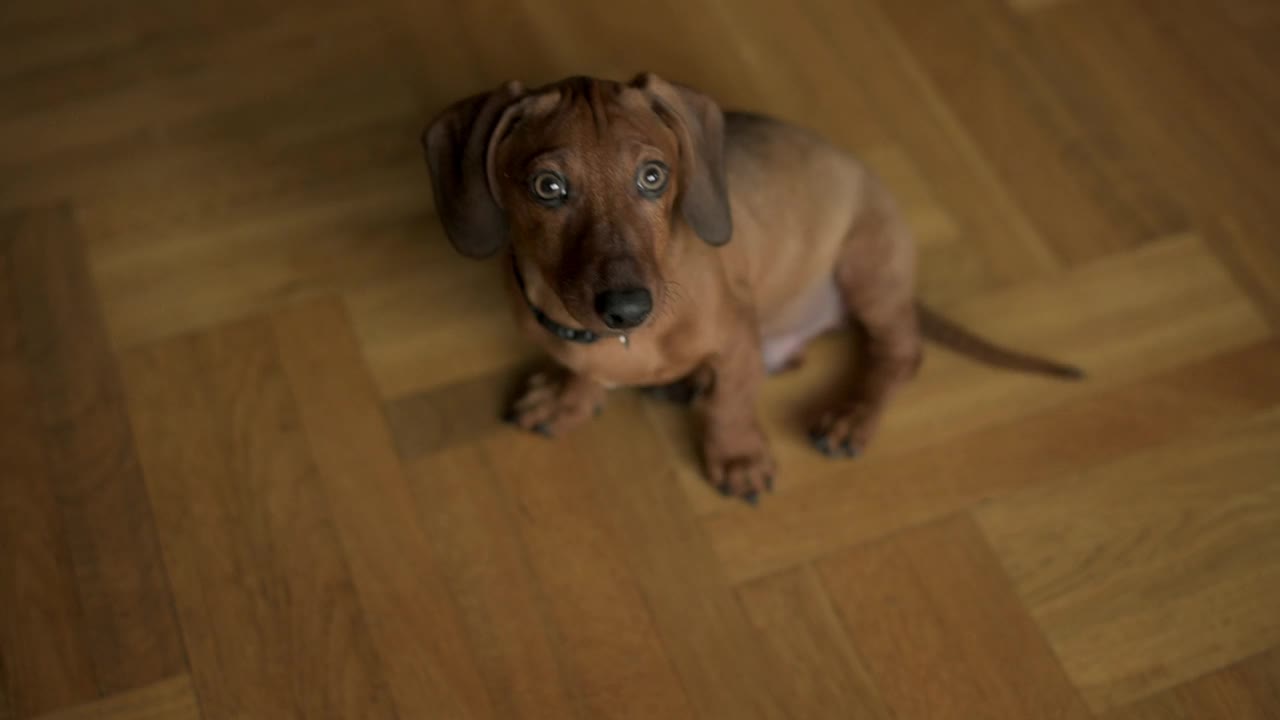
{"left": 424, "top": 73, "right": 1081, "bottom": 501}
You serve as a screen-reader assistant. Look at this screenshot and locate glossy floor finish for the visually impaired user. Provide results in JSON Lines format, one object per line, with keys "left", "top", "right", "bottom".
{"left": 3, "top": 0, "right": 1279, "bottom": 718}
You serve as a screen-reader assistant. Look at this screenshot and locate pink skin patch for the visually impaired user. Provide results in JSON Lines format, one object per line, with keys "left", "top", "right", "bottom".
{"left": 760, "top": 279, "right": 847, "bottom": 374}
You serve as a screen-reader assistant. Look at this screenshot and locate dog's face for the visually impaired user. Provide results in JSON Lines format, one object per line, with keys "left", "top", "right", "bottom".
{"left": 424, "top": 74, "right": 731, "bottom": 334}
{"left": 491, "top": 81, "right": 682, "bottom": 331}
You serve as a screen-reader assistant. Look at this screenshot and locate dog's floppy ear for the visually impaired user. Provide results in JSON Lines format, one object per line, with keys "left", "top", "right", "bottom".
{"left": 630, "top": 73, "right": 732, "bottom": 246}
{"left": 422, "top": 81, "right": 526, "bottom": 259}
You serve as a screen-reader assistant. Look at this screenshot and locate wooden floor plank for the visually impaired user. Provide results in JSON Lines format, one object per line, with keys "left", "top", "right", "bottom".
{"left": 271, "top": 298, "right": 494, "bottom": 719}
{"left": 862, "top": 145, "right": 1000, "bottom": 304}
{"left": 1029, "top": 0, "right": 1280, "bottom": 326}
{"left": 804, "top": 0, "right": 1063, "bottom": 285}
{"left": 818, "top": 514, "right": 1093, "bottom": 720}
{"left": 555, "top": 392, "right": 792, "bottom": 719}
{"left": 71, "top": 106, "right": 421, "bottom": 254}
{"left": 6, "top": 207, "right": 186, "bottom": 696}
{"left": 682, "top": 0, "right": 890, "bottom": 154}
{"left": 472, "top": 404, "right": 720, "bottom": 719}
{"left": 403, "top": 445, "right": 580, "bottom": 720}
{"left": 90, "top": 185, "right": 426, "bottom": 351}
{"left": 120, "top": 318, "right": 395, "bottom": 720}
{"left": 384, "top": 369, "right": 520, "bottom": 462}
{"left": 708, "top": 336, "right": 1280, "bottom": 583}
{"left": 0, "top": 239, "right": 98, "bottom": 720}
{"left": 347, "top": 240, "right": 539, "bottom": 398}
{"left": 976, "top": 404, "right": 1280, "bottom": 711}
{"left": 1155, "top": 0, "right": 1280, "bottom": 153}
{"left": 737, "top": 567, "right": 893, "bottom": 719}
{"left": 871, "top": 0, "right": 1177, "bottom": 263}
{"left": 1101, "top": 647, "right": 1280, "bottom": 720}
{"left": 30, "top": 675, "right": 201, "bottom": 720}
{"left": 0, "top": 4, "right": 387, "bottom": 169}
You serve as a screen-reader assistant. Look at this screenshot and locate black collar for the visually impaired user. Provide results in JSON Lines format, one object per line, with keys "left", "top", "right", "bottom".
{"left": 511, "top": 256, "right": 600, "bottom": 344}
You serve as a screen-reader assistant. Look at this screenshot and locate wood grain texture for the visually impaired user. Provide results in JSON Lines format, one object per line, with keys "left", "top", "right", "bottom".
{"left": 385, "top": 369, "right": 519, "bottom": 461}
{"left": 1008, "top": 0, "right": 1076, "bottom": 11}
{"left": 30, "top": 675, "right": 201, "bottom": 720}
{"left": 90, "top": 191, "right": 426, "bottom": 350}
{"left": 818, "top": 514, "right": 1093, "bottom": 720}
{"left": 271, "top": 298, "right": 494, "bottom": 719}
{"left": 120, "top": 318, "right": 395, "bottom": 720}
{"left": 0, "top": 237, "right": 98, "bottom": 720}
{"left": 6, "top": 207, "right": 185, "bottom": 696}
{"left": 1101, "top": 648, "right": 1280, "bottom": 720}
{"left": 548, "top": 392, "right": 791, "bottom": 719}
{"left": 347, "top": 244, "right": 538, "bottom": 398}
{"left": 872, "top": 0, "right": 1180, "bottom": 263}
{"left": 977, "top": 405, "right": 1280, "bottom": 711}
{"left": 404, "top": 445, "right": 580, "bottom": 720}
{"left": 472, "top": 402, "right": 703, "bottom": 719}
{"left": 1027, "top": 0, "right": 1280, "bottom": 326}
{"left": 737, "top": 567, "right": 893, "bottom": 719}
{"left": 804, "top": 0, "right": 1063, "bottom": 286}
{"left": 862, "top": 145, "right": 998, "bottom": 305}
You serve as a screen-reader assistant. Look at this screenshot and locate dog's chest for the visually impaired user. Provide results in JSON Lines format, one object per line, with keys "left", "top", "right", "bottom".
{"left": 517, "top": 313, "right": 699, "bottom": 389}
{"left": 555, "top": 334, "right": 694, "bottom": 389}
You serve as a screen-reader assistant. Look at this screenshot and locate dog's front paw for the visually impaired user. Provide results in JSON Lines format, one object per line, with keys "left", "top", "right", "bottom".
{"left": 809, "top": 402, "right": 879, "bottom": 458}
{"left": 504, "top": 370, "right": 604, "bottom": 437}
{"left": 703, "top": 428, "right": 776, "bottom": 506}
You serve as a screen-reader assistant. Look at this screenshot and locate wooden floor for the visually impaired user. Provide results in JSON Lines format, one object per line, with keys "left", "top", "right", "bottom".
{"left": 3, "top": 0, "right": 1280, "bottom": 717}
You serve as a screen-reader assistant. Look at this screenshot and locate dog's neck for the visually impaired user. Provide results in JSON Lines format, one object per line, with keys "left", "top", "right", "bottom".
{"left": 510, "top": 255, "right": 601, "bottom": 345}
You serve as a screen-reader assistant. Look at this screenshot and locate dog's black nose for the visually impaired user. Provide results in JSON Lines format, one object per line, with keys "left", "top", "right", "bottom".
{"left": 594, "top": 288, "right": 652, "bottom": 329}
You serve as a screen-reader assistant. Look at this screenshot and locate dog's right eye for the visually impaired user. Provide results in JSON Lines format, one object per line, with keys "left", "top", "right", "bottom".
{"left": 530, "top": 171, "right": 569, "bottom": 206}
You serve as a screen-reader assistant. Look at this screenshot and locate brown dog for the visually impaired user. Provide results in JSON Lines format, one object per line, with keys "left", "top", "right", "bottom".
{"left": 424, "top": 73, "right": 1080, "bottom": 503}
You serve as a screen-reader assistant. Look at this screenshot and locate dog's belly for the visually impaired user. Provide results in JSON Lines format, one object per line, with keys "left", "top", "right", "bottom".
{"left": 759, "top": 278, "right": 846, "bottom": 373}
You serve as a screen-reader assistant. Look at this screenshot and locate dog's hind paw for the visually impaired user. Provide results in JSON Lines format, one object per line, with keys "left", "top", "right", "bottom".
{"left": 809, "top": 403, "right": 879, "bottom": 459}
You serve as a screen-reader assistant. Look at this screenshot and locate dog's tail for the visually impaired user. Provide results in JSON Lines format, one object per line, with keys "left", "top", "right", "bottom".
{"left": 916, "top": 302, "right": 1085, "bottom": 381}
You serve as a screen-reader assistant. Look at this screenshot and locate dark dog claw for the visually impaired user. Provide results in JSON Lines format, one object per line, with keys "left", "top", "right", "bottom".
{"left": 532, "top": 422, "right": 552, "bottom": 437}
{"left": 812, "top": 434, "right": 832, "bottom": 456}
{"left": 716, "top": 483, "right": 732, "bottom": 497}
{"left": 764, "top": 474, "right": 775, "bottom": 493}
{"left": 743, "top": 490, "right": 759, "bottom": 507}
{"left": 840, "top": 441, "right": 858, "bottom": 458}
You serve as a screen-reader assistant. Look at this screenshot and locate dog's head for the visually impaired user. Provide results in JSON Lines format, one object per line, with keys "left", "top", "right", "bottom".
{"left": 423, "top": 73, "right": 730, "bottom": 333}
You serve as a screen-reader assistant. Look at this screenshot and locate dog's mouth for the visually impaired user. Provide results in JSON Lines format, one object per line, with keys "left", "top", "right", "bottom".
{"left": 511, "top": 255, "right": 660, "bottom": 345}
{"left": 509, "top": 256, "right": 650, "bottom": 343}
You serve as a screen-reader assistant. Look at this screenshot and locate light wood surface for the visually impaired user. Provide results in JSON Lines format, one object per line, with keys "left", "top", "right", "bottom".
{"left": 3, "top": 0, "right": 1278, "bottom": 717}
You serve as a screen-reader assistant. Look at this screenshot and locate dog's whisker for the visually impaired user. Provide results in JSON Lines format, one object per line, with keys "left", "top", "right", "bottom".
{"left": 656, "top": 281, "right": 686, "bottom": 323}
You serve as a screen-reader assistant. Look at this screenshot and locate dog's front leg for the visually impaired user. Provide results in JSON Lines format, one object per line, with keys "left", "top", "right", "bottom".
{"left": 505, "top": 367, "right": 606, "bottom": 437}
{"left": 698, "top": 315, "right": 776, "bottom": 504}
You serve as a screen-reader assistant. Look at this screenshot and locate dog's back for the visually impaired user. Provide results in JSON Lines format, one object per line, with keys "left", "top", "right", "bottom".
{"left": 721, "top": 112, "right": 880, "bottom": 348}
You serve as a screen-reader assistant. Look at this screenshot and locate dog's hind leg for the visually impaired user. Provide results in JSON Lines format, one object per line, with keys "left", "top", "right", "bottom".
{"left": 809, "top": 192, "right": 923, "bottom": 457}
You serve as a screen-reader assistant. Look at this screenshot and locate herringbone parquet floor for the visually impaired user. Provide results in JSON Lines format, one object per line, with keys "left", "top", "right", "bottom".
{"left": 3, "top": 0, "right": 1279, "bottom": 718}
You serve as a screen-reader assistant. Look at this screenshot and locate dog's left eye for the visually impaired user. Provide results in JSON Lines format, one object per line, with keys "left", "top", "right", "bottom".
{"left": 636, "top": 161, "right": 669, "bottom": 197}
